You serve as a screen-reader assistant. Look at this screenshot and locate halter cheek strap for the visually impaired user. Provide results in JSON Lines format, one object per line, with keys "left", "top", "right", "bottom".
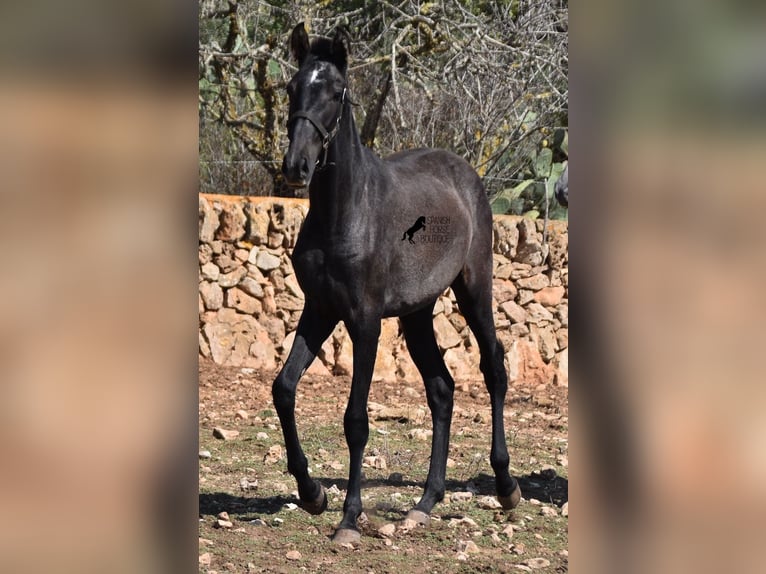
{"left": 287, "top": 88, "right": 347, "bottom": 169}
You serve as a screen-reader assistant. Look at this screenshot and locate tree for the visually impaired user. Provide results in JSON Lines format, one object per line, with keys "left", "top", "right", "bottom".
{"left": 199, "top": 0, "right": 568, "bottom": 199}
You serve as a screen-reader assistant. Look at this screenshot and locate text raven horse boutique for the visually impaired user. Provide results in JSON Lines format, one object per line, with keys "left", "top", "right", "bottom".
{"left": 274, "top": 23, "right": 521, "bottom": 544}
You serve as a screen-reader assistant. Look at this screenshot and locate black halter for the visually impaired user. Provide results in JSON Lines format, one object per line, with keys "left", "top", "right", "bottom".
{"left": 287, "top": 87, "right": 347, "bottom": 169}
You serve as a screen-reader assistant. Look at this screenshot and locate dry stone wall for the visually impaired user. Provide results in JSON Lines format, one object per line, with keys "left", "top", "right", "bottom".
{"left": 199, "top": 194, "right": 568, "bottom": 387}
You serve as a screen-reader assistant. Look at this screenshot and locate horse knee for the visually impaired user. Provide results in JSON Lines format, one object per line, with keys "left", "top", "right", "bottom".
{"left": 272, "top": 374, "right": 296, "bottom": 412}
{"left": 343, "top": 409, "right": 369, "bottom": 446}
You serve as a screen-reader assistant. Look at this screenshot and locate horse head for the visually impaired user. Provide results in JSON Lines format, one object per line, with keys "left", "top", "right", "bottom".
{"left": 282, "top": 23, "right": 351, "bottom": 188}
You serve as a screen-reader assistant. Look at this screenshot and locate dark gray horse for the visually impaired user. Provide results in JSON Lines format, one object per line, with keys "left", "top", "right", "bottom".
{"left": 273, "top": 23, "right": 520, "bottom": 544}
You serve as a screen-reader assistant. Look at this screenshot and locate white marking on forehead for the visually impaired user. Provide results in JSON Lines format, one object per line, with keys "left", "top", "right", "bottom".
{"left": 308, "top": 62, "right": 329, "bottom": 85}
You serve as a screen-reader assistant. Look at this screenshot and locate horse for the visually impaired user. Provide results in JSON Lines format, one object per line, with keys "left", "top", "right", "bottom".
{"left": 273, "top": 23, "right": 521, "bottom": 544}
{"left": 402, "top": 216, "right": 427, "bottom": 244}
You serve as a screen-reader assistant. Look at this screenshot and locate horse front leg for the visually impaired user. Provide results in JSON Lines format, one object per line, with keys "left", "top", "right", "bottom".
{"left": 332, "top": 320, "right": 381, "bottom": 544}
{"left": 272, "top": 305, "right": 337, "bottom": 514}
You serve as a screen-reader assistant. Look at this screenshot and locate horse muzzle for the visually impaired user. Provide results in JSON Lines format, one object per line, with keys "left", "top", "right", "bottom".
{"left": 282, "top": 152, "right": 315, "bottom": 188}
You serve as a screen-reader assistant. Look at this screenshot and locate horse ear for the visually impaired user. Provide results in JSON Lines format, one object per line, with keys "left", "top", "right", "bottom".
{"left": 290, "top": 22, "right": 310, "bottom": 63}
{"left": 331, "top": 27, "right": 351, "bottom": 72}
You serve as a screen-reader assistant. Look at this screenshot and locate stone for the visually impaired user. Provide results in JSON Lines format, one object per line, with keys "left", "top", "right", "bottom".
{"left": 238, "top": 276, "right": 264, "bottom": 299}
{"left": 200, "top": 262, "right": 220, "bottom": 281}
{"left": 199, "top": 281, "right": 224, "bottom": 310}
{"left": 525, "top": 303, "right": 554, "bottom": 324}
{"left": 199, "top": 450, "right": 212, "bottom": 459}
{"left": 213, "top": 427, "right": 239, "bottom": 440}
{"left": 516, "top": 273, "right": 549, "bottom": 291}
{"left": 451, "top": 491, "right": 474, "bottom": 502}
{"left": 199, "top": 197, "right": 219, "bottom": 243}
{"left": 525, "top": 558, "right": 551, "bottom": 569}
{"left": 274, "top": 293, "right": 304, "bottom": 312}
{"left": 444, "top": 347, "right": 479, "bottom": 379}
{"left": 199, "top": 243, "right": 213, "bottom": 265}
{"left": 478, "top": 496, "right": 502, "bottom": 510}
{"left": 218, "top": 266, "right": 247, "bottom": 288}
{"left": 268, "top": 232, "right": 285, "bottom": 249}
{"left": 334, "top": 332, "right": 354, "bottom": 376}
{"left": 213, "top": 254, "right": 238, "bottom": 274}
{"left": 255, "top": 250, "right": 281, "bottom": 271}
{"left": 501, "top": 300, "right": 527, "bottom": 324}
{"left": 283, "top": 274, "right": 303, "bottom": 298}
{"left": 561, "top": 502, "right": 569, "bottom": 517}
{"left": 433, "top": 313, "right": 462, "bottom": 349}
{"left": 494, "top": 279, "right": 518, "bottom": 303}
{"left": 493, "top": 217, "right": 519, "bottom": 258}
{"left": 264, "top": 444, "right": 283, "bottom": 464}
{"left": 541, "top": 506, "right": 558, "bottom": 517}
{"left": 245, "top": 203, "right": 270, "bottom": 245}
{"left": 285, "top": 550, "right": 301, "bottom": 561}
{"left": 199, "top": 552, "right": 211, "bottom": 566}
{"left": 530, "top": 324, "right": 558, "bottom": 362}
{"left": 458, "top": 540, "right": 480, "bottom": 554}
{"left": 515, "top": 219, "right": 544, "bottom": 266}
{"left": 533, "top": 286, "right": 565, "bottom": 307}
{"left": 234, "top": 409, "right": 248, "bottom": 420}
{"left": 226, "top": 288, "right": 261, "bottom": 315}
{"left": 216, "top": 202, "right": 246, "bottom": 241}
{"left": 378, "top": 523, "right": 396, "bottom": 537}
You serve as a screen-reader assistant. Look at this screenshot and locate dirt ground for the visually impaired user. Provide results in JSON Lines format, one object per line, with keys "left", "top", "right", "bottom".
{"left": 199, "top": 358, "right": 568, "bottom": 573}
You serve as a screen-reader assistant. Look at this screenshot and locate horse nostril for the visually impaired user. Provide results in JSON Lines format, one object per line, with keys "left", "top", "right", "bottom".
{"left": 300, "top": 157, "right": 310, "bottom": 177}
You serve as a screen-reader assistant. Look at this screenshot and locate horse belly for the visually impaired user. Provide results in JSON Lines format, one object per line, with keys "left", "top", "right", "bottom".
{"left": 383, "top": 217, "right": 471, "bottom": 316}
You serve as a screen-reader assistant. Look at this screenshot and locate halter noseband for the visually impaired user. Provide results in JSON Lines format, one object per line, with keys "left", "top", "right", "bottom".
{"left": 287, "top": 87, "right": 347, "bottom": 169}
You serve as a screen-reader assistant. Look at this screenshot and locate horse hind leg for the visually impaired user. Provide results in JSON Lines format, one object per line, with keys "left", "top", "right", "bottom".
{"left": 452, "top": 268, "right": 521, "bottom": 509}
{"left": 400, "top": 304, "right": 456, "bottom": 524}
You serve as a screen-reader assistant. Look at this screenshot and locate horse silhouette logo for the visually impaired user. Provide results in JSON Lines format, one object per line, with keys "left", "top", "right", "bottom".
{"left": 402, "top": 216, "right": 427, "bottom": 244}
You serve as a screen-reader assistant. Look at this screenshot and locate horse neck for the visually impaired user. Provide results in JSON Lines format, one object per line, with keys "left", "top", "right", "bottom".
{"left": 308, "top": 103, "right": 373, "bottom": 230}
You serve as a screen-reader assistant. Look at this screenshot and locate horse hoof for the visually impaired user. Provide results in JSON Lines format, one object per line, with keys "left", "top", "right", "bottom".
{"left": 332, "top": 528, "right": 361, "bottom": 545}
{"left": 497, "top": 482, "right": 522, "bottom": 510}
{"left": 404, "top": 509, "right": 431, "bottom": 526}
{"left": 301, "top": 484, "right": 328, "bottom": 515}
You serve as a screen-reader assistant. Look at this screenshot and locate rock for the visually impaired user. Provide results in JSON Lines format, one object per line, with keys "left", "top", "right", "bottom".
{"left": 216, "top": 203, "right": 246, "bottom": 241}
{"left": 458, "top": 540, "right": 480, "bottom": 554}
{"left": 540, "top": 506, "right": 558, "bottom": 517}
{"left": 448, "top": 516, "right": 478, "bottom": 528}
{"left": 238, "top": 276, "right": 264, "bottom": 299}
{"left": 500, "top": 300, "right": 527, "bottom": 324}
{"left": 226, "top": 288, "right": 261, "bottom": 315}
{"left": 285, "top": 550, "right": 301, "bottom": 561}
{"left": 264, "top": 444, "right": 283, "bottom": 464}
{"left": 443, "top": 347, "right": 478, "bottom": 379}
{"left": 255, "top": 251, "right": 281, "bottom": 271}
{"left": 378, "top": 523, "right": 396, "bottom": 537}
{"left": 256, "top": 432, "right": 268, "bottom": 440}
{"left": 363, "top": 455, "right": 387, "bottom": 470}
{"left": 213, "top": 254, "right": 238, "bottom": 274}
{"left": 494, "top": 279, "right": 518, "bottom": 303}
{"left": 199, "top": 197, "right": 219, "bottom": 243}
{"left": 212, "top": 427, "right": 239, "bottom": 440}
{"left": 218, "top": 267, "right": 247, "bottom": 288}
{"left": 516, "top": 274, "right": 549, "bottom": 291}
{"left": 234, "top": 409, "right": 249, "bottom": 420}
{"left": 493, "top": 217, "right": 519, "bottom": 258}
{"left": 239, "top": 477, "right": 258, "bottom": 491}
{"left": 200, "top": 262, "right": 220, "bottom": 281}
{"left": 525, "top": 303, "right": 554, "bottom": 324}
{"left": 408, "top": 428, "right": 433, "bottom": 441}
{"left": 215, "top": 519, "right": 233, "bottom": 529}
{"left": 433, "top": 314, "right": 462, "bottom": 349}
{"left": 525, "top": 558, "right": 551, "bottom": 569}
{"left": 502, "top": 524, "right": 515, "bottom": 540}
{"left": 561, "top": 502, "right": 569, "bottom": 517}
{"left": 199, "top": 450, "right": 212, "bottom": 459}
{"left": 283, "top": 274, "right": 303, "bottom": 298}
{"left": 199, "top": 552, "right": 211, "bottom": 566}
{"left": 199, "top": 281, "right": 224, "bottom": 310}
{"left": 533, "top": 286, "right": 565, "bottom": 306}
{"left": 515, "top": 219, "right": 544, "bottom": 266}
{"left": 451, "top": 491, "right": 474, "bottom": 503}
{"left": 245, "top": 203, "right": 270, "bottom": 245}
{"left": 477, "top": 496, "right": 502, "bottom": 510}
{"left": 530, "top": 324, "right": 558, "bottom": 362}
